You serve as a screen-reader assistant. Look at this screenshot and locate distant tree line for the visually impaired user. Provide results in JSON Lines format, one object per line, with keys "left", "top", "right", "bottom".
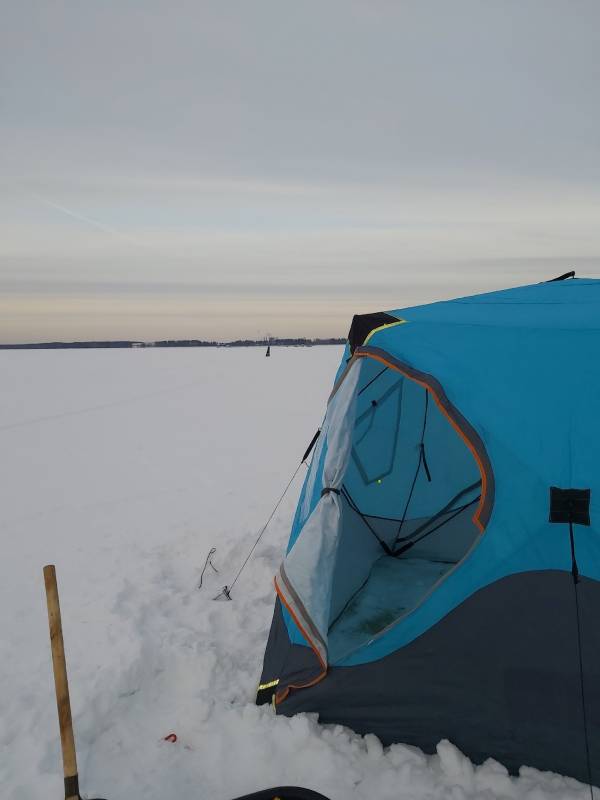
{"left": 0, "top": 337, "right": 346, "bottom": 350}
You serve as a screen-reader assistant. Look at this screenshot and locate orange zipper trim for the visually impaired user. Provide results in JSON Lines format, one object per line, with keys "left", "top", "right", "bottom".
{"left": 273, "top": 577, "right": 328, "bottom": 704}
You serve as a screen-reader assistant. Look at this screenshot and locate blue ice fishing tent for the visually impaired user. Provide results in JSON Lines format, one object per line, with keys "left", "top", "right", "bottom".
{"left": 257, "top": 276, "right": 600, "bottom": 783}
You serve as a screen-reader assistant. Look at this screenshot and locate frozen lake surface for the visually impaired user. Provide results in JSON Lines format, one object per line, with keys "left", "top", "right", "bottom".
{"left": 0, "top": 347, "right": 590, "bottom": 799}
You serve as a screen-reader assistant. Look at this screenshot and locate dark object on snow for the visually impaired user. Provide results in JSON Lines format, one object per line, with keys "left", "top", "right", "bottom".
{"left": 214, "top": 584, "right": 233, "bottom": 601}
{"left": 258, "top": 277, "right": 600, "bottom": 786}
{"left": 231, "top": 788, "right": 330, "bottom": 800}
{"left": 43, "top": 565, "right": 107, "bottom": 800}
{"left": 266, "top": 345, "right": 271, "bottom": 357}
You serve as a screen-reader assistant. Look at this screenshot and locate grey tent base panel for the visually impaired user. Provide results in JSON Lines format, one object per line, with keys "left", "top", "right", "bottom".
{"left": 263, "top": 571, "right": 600, "bottom": 786}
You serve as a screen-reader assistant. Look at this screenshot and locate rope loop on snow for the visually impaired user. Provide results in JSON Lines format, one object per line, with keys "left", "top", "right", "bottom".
{"left": 198, "top": 547, "right": 218, "bottom": 588}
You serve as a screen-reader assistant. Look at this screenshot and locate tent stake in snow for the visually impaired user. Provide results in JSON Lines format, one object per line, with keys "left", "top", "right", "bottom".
{"left": 43, "top": 565, "right": 105, "bottom": 800}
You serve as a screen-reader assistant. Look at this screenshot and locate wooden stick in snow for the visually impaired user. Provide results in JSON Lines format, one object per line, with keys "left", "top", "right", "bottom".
{"left": 43, "top": 564, "right": 80, "bottom": 800}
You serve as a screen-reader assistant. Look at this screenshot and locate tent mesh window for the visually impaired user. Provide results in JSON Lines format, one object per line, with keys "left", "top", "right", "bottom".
{"left": 327, "top": 356, "right": 482, "bottom": 662}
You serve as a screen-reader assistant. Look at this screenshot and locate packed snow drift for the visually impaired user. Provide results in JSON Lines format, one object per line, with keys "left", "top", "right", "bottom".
{"left": 0, "top": 347, "right": 593, "bottom": 799}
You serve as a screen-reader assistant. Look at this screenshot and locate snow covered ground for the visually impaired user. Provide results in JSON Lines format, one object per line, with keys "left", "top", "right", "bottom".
{"left": 0, "top": 346, "right": 592, "bottom": 800}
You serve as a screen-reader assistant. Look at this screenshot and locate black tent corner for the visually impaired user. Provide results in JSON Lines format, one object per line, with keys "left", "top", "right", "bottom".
{"left": 347, "top": 312, "right": 399, "bottom": 354}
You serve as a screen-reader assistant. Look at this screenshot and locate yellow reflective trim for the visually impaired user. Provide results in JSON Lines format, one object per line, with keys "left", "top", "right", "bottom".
{"left": 362, "top": 319, "right": 406, "bottom": 346}
{"left": 258, "top": 678, "right": 279, "bottom": 691}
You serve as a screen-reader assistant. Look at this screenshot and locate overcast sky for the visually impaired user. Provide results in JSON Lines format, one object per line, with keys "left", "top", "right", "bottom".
{"left": 2, "top": 1, "right": 600, "bottom": 342}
